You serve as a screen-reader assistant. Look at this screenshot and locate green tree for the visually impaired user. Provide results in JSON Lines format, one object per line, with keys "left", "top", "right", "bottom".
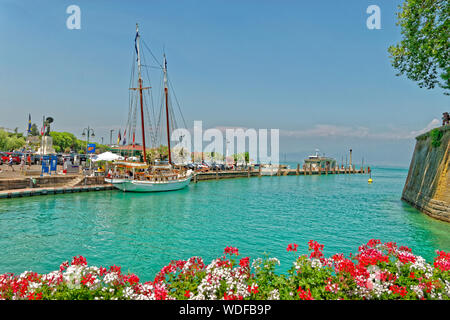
{"left": 30, "top": 123, "right": 39, "bottom": 136}
{"left": 157, "top": 145, "right": 169, "bottom": 160}
{"left": 145, "top": 148, "right": 159, "bottom": 164}
{"left": 50, "top": 132, "right": 78, "bottom": 153}
{"left": 0, "top": 129, "right": 26, "bottom": 151}
{"left": 388, "top": 0, "right": 449, "bottom": 94}
{"left": 95, "top": 143, "right": 111, "bottom": 154}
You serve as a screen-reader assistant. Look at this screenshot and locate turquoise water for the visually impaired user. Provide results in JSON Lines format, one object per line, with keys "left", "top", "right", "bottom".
{"left": 0, "top": 167, "right": 449, "bottom": 282}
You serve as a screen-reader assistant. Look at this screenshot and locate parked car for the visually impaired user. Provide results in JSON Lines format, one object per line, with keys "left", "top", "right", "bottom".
{"left": 2, "top": 152, "right": 21, "bottom": 164}
{"left": 225, "top": 164, "right": 234, "bottom": 170}
{"left": 196, "top": 163, "right": 210, "bottom": 172}
{"left": 30, "top": 154, "right": 42, "bottom": 165}
{"left": 0, "top": 153, "right": 8, "bottom": 164}
{"left": 78, "top": 154, "right": 88, "bottom": 165}
{"left": 185, "top": 163, "right": 195, "bottom": 170}
{"left": 0, "top": 152, "right": 7, "bottom": 164}
{"left": 210, "top": 163, "right": 225, "bottom": 171}
{"left": 12, "top": 152, "right": 24, "bottom": 163}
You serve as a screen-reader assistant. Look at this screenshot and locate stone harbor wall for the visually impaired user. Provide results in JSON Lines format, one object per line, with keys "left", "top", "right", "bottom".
{"left": 402, "top": 125, "right": 450, "bottom": 222}
{"left": 0, "top": 175, "right": 107, "bottom": 191}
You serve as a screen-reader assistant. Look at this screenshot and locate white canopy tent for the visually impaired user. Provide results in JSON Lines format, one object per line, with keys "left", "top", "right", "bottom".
{"left": 91, "top": 151, "right": 124, "bottom": 162}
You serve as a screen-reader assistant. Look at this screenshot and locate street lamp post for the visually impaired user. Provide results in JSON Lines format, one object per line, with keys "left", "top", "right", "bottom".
{"left": 82, "top": 126, "right": 95, "bottom": 171}
{"left": 225, "top": 138, "right": 230, "bottom": 170}
{"left": 109, "top": 129, "right": 115, "bottom": 146}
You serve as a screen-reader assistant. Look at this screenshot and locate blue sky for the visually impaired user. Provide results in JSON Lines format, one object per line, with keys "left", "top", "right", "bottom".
{"left": 0, "top": 0, "right": 448, "bottom": 166}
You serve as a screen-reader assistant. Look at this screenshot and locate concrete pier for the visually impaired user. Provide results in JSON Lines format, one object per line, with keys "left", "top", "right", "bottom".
{"left": 0, "top": 184, "right": 114, "bottom": 199}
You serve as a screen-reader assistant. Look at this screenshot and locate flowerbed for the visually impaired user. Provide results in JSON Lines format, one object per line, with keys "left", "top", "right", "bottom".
{"left": 0, "top": 240, "right": 449, "bottom": 300}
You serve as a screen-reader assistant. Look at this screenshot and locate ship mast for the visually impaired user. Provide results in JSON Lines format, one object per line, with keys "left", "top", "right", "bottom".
{"left": 135, "top": 23, "right": 147, "bottom": 163}
{"left": 163, "top": 54, "right": 172, "bottom": 165}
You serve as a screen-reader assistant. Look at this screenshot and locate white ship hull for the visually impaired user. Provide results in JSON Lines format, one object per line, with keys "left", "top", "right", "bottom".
{"left": 105, "top": 175, "right": 192, "bottom": 192}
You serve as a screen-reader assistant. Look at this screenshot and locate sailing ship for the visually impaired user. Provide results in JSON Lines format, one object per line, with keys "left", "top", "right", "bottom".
{"left": 105, "top": 24, "right": 193, "bottom": 192}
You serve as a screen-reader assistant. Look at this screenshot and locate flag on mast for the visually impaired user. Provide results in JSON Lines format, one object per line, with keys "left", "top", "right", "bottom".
{"left": 134, "top": 28, "right": 139, "bottom": 61}
{"left": 27, "top": 114, "right": 31, "bottom": 134}
{"left": 41, "top": 116, "right": 45, "bottom": 136}
{"left": 123, "top": 129, "right": 127, "bottom": 145}
{"left": 117, "top": 129, "right": 121, "bottom": 145}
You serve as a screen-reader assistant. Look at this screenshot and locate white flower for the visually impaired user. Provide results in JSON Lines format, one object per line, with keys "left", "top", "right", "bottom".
{"left": 268, "top": 289, "right": 280, "bottom": 300}
{"left": 311, "top": 258, "right": 322, "bottom": 269}
{"left": 269, "top": 257, "right": 281, "bottom": 266}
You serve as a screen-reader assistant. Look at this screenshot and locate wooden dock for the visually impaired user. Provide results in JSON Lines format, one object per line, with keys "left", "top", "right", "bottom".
{"left": 193, "top": 166, "right": 369, "bottom": 182}
{"left": 0, "top": 166, "right": 369, "bottom": 198}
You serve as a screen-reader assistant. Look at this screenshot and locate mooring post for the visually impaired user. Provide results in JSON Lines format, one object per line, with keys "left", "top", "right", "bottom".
{"left": 296, "top": 163, "right": 299, "bottom": 175}
{"left": 259, "top": 165, "right": 261, "bottom": 177}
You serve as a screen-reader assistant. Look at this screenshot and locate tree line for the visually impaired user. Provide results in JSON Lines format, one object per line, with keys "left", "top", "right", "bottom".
{"left": 0, "top": 128, "right": 110, "bottom": 154}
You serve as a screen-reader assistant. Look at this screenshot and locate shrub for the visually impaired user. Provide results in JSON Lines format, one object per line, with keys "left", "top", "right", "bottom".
{"left": 0, "top": 240, "right": 448, "bottom": 300}
{"left": 429, "top": 128, "right": 443, "bottom": 147}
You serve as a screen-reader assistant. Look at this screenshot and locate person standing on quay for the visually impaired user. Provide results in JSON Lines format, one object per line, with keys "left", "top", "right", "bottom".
{"left": 27, "top": 153, "right": 31, "bottom": 169}
{"left": 20, "top": 154, "right": 25, "bottom": 171}
{"left": 8, "top": 155, "right": 14, "bottom": 172}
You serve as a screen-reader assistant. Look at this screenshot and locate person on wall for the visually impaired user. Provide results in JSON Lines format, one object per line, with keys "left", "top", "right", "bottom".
{"left": 443, "top": 112, "right": 449, "bottom": 126}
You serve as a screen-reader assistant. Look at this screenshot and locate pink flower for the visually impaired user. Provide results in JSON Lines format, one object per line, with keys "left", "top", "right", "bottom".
{"left": 297, "top": 287, "right": 314, "bottom": 300}
{"left": 71, "top": 256, "right": 87, "bottom": 266}
{"left": 239, "top": 257, "right": 250, "bottom": 268}
{"left": 224, "top": 246, "right": 239, "bottom": 256}
{"left": 434, "top": 250, "right": 450, "bottom": 272}
{"left": 390, "top": 285, "right": 408, "bottom": 298}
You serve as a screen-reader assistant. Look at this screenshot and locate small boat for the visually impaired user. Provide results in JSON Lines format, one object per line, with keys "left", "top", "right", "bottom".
{"left": 303, "top": 149, "right": 337, "bottom": 171}
{"left": 107, "top": 24, "right": 193, "bottom": 192}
